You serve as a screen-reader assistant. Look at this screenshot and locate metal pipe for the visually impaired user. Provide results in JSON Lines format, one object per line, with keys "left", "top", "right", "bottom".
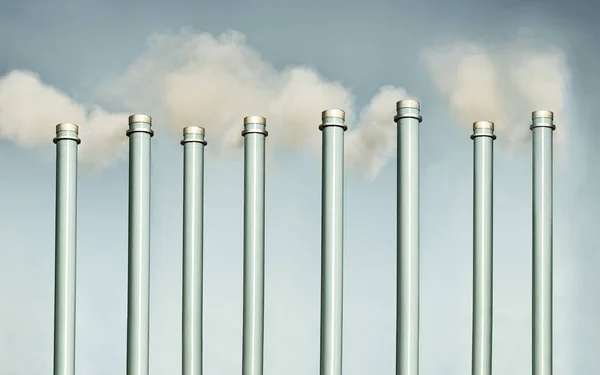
{"left": 470, "top": 121, "right": 496, "bottom": 375}
{"left": 52, "top": 123, "right": 81, "bottom": 375}
{"left": 531, "top": 110, "right": 555, "bottom": 375}
{"left": 319, "top": 109, "right": 347, "bottom": 375}
{"left": 241, "top": 116, "right": 268, "bottom": 375}
{"left": 126, "top": 114, "right": 154, "bottom": 375}
{"left": 181, "top": 126, "right": 207, "bottom": 375}
{"left": 394, "top": 100, "right": 422, "bottom": 375}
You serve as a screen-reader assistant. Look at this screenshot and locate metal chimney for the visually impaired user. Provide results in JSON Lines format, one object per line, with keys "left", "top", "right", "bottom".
{"left": 470, "top": 121, "right": 496, "bottom": 375}
{"left": 531, "top": 110, "right": 555, "bottom": 375}
{"left": 319, "top": 109, "right": 347, "bottom": 375}
{"left": 394, "top": 100, "right": 422, "bottom": 375}
{"left": 241, "top": 116, "right": 268, "bottom": 375}
{"left": 126, "top": 114, "right": 154, "bottom": 375}
{"left": 52, "top": 123, "right": 81, "bottom": 375}
{"left": 181, "top": 126, "right": 207, "bottom": 375}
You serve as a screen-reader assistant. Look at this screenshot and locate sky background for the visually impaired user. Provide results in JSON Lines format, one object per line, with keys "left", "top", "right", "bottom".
{"left": 0, "top": 0, "right": 599, "bottom": 374}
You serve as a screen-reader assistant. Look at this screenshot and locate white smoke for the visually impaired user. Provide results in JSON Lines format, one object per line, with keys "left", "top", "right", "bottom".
{"left": 420, "top": 28, "right": 570, "bottom": 151}
{"left": 100, "top": 28, "right": 410, "bottom": 178}
{"left": 0, "top": 70, "right": 129, "bottom": 170}
{"left": 0, "top": 29, "right": 411, "bottom": 178}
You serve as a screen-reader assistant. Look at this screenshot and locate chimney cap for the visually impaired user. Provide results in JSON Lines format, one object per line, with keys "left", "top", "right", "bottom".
{"left": 55, "top": 123, "right": 79, "bottom": 133}
{"left": 129, "top": 114, "right": 152, "bottom": 125}
{"left": 397, "top": 99, "right": 420, "bottom": 110}
{"left": 243, "top": 116, "right": 266, "bottom": 125}
{"left": 183, "top": 126, "right": 205, "bottom": 135}
{"left": 322, "top": 109, "right": 345, "bottom": 120}
{"left": 473, "top": 121, "right": 494, "bottom": 131}
{"left": 532, "top": 110, "right": 553, "bottom": 120}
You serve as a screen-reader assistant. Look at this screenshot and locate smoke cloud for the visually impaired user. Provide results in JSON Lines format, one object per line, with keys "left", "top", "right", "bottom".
{"left": 0, "top": 28, "right": 570, "bottom": 176}
{"left": 0, "top": 70, "right": 129, "bottom": 170}
{"left": 99, "top": 28, "right": 410, "bottom": 178}
{"left": 420, "top": 28, "right": 570, "bottom": 151}
{"left": 0, "top": 29, "right": 411, "bottom": 178}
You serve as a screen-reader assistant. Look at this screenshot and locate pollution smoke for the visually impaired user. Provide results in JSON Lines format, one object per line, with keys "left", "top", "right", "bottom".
{"left": 100, "top": 28, "right": 410, "bottom": 178}
{"left": 0, "top": 70, "right": 129, "bottom": 170}
{"left": 420, "top": 29, "right": 570, "bottom": 151}
{"left": 0, "top": 29, "right": 411, "bottom": 178}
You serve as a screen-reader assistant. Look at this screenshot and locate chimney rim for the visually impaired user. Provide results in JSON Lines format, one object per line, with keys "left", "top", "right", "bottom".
{"left": 56, "top": 123, "right": 79, "bottom": 133}
{"left": 129, "top": 114, "right": 152, "bottom": 125}
{"left": 396, "top": 99, "right": 420, "bottom": 111}
{"left": 532, "top": 110, "right": 554, "bottom": 120}
{"left": 183, "top": 126, "right": 205, "bottom": 135}
{"left": 473, "top": 121, "right": 494, "bottom": 131}
{"left": 322, "top": 109, "right": 345, "bottom": 120}
{"left": 243, "top": 116, "right": 266, "bottom": 125}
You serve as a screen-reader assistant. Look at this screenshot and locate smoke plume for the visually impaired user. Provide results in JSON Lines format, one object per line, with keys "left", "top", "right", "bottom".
{"left": 0, "top": 70, "right": 129, "bottom": 170}
{"left": 420, "top": 28, "right": 570, "bottom": 151}
{"left": 0, "top": 29, "right": 411, "bottom": 178}
{"left": 100, "top": 28, "right": 410, "bottom": 178}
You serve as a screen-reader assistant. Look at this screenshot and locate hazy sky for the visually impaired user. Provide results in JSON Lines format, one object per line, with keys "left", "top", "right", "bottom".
{"left": 0, "top": 0, "right": 598, "bottom": 374}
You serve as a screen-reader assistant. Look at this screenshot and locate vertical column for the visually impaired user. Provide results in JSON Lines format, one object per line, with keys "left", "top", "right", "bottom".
{"left": 394, "top": 100, "right": 422, "bottom": 375}
{"left": 181, "top": 127, "right": 207, "bottom": 375}
{"left": 241, "top": 116, "right": 268, "bottom": 375}
{"left": 53, "top": 123, "right": 81, "bottom": 375}
{"left": 319, "top": 109, "right": 347, "bottom": 375}
{"left": 531, "top": 110, "right": 555, "bottom": 375}
{"left": 126, "top": 114, "right": 154, "bottom": 375}
{"left": 470, "top": 121, "right": 496, "bottom": 375}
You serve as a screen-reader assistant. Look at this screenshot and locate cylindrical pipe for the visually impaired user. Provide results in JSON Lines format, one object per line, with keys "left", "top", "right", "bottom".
{"left": 126, "top": 114, "right": 154, "bottom": 375}
{"left": 531, "top": 110, "right": 555, "bottom": 375}
{"left": 241, "top": 116, "right": 268, "bottom": 375}
{"left": 319, "top": 109, "right": 347, "bottom": 375}
{"left": 470, "top": 121, "right": 496, "bottom": 375}
{"left": 181, "top": 126, "right": 207, "bottom": 375}
{"left": 53, "top": 123, "right": 81, "bottom": 375}
{"left": 394, "top": 100, "right": 422, "bottom": 375}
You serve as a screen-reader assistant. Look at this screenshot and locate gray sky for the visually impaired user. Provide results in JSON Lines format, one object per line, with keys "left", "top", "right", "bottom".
{"left": 0, "top": 0, "right": 598, "bottom": 374}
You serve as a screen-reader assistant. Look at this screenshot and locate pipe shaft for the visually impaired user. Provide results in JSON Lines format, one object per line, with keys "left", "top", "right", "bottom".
{"left": 126, "top": 115, "right": 154, "bottom": 375}
{"left": 241, "top": 117, "right": 268, "bottom": 375}
{"left": 319, "top": 110, "right": 346, "bottom": 375}
{"left": 531, "top": 111, "right": 555, "bottom": 375}
{"left": 471, "top": 122, "right": 496, "bottom": 375}
{"left": 182, "top": 127, "right": 207, "bottom": 375}
{"left": 394, "top": 101, "right": 422, "bottom": 375}
{"left": 53, "top": 124, "right": 81, "bottom": 375}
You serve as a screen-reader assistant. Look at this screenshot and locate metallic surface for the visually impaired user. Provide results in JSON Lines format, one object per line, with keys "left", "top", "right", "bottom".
{"left": 52, "top": 123, "right": 80, "bottom": 375}
{"left": 531, "top": 110, "right": 555, "bottom": 375}
{"left": 472, "top": 121, "right": 495, "bottom": 131}
{"left": 56, "top": 123, "right": 79, "bottom": 133}
{"left": 319, "top": 109, "right": 346, "bottom": 375}
{"left": 241, "top": 116, "right": 268, "bottom": 375}
{"left": 322, "top": 109, "right": 346, "bottom": 120}
{"left": 129, "top": 114, "right": 152, "bottom": 125}
{"left": 182, "top": 127, "right": 207, "bottom": 375}
{"left": 394, "top": 100, "right": 422, "bottom": 375}
{"left": 126, "top": 115, "right": 154, "bottom": 375}
{"left": 532, "top": 110, "right": 554, "bottom": 121}
{"left": 396, "top": 99, "right": 421, "bottom": 111}
{"left": 244, "top": 116, "right": 267, "bottom": 126}
{"left": 183, "top": 126, "right": 206, "bottom": 136}
{"left": 470, "top": 121, "right": 496, "bottom": 375}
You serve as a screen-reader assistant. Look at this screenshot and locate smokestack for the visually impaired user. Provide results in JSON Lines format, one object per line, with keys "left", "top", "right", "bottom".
{"left": 241, "top": 115, "right": 268, "bottom": 375}
{"left": 181, "top": 126, "right": 207, "bottom": 375}
{"left": 470, "top": 121, "right": 496, "bottom": 375}
{"left": 394, "top": 100, "right": 422, "bottom": 375}
{"left": 126, "top": 114, "right": 154, "bottom": 375}
{"left": 52, "top": 123, "right": 81, "bottom": 375}
{"left": 531, "top": 110, "right": 555, "bottom": 375}
{"left": 319, "top": 109, "right": 347, "bottom": 375}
